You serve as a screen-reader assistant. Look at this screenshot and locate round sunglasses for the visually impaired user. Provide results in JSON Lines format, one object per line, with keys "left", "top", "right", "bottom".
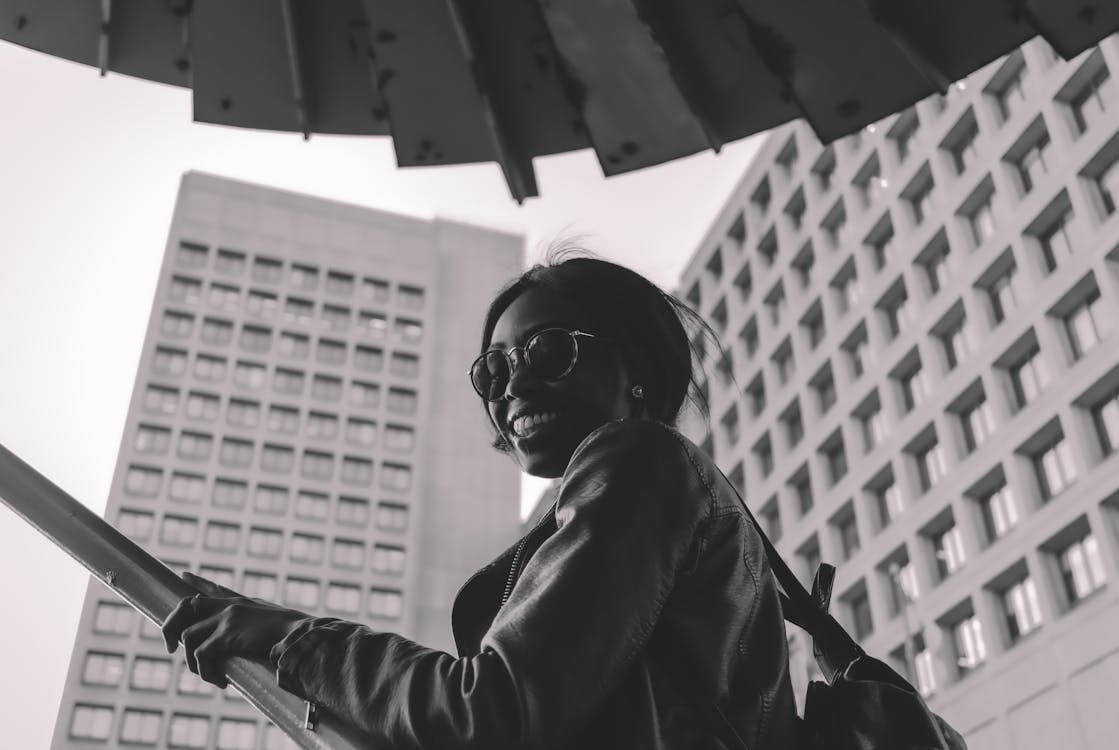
{"left": 469, "top": 328, "right": 598, "bottom": 401}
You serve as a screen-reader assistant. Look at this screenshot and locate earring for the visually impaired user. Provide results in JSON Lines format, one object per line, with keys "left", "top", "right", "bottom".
{"left": 631, "top": 385, "right": 645, "bottom": 399}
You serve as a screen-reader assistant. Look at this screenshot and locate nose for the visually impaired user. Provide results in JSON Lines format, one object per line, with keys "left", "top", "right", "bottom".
{"left": 502, "top": 348, "right": 539, "bottom": 400}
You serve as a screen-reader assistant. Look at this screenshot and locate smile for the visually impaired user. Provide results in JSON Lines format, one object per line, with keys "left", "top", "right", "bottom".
{"left": 510, "top": 410, "right": 562, "bottom": 438}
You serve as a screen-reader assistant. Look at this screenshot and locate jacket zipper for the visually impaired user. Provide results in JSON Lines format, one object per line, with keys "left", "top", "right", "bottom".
{"left": 499, "top": 503, "right": 557, "bottom": 607}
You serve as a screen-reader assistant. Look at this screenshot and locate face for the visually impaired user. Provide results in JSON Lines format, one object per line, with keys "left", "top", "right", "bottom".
{"left": 484, "top": 286, "right": 638, "bottom": 477}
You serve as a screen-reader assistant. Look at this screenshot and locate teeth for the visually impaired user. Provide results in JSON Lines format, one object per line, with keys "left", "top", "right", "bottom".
{"left": 512, "top": 411, "right": 560, "bottom": 437}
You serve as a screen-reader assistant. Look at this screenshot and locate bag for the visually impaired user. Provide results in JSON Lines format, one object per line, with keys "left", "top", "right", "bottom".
{"left": 689, "top": 469, "right": 968, "bottom": 750}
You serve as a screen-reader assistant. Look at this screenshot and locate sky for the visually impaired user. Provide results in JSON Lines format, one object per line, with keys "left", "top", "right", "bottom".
{"left": 0, "top": 41, "right": 764, "bottom": 746}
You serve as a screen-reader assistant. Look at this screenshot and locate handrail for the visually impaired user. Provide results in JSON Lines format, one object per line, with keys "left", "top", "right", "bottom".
{"left": 0, "top": 441, "right": 377, "bottom": 750}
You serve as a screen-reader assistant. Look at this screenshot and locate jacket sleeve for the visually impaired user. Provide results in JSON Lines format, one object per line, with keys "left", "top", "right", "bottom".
{"left": 269, "top": 419, "right": 714, "bottom": 750}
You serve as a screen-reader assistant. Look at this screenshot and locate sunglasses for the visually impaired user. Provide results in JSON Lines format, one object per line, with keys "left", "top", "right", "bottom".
{"left": 469, "top": 328, "right": 598, "bottom": 401}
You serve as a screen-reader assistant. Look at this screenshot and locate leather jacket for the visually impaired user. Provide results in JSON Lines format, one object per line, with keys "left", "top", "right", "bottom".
{"left": 271, "top": 418, "right": 798, "bottom": 749}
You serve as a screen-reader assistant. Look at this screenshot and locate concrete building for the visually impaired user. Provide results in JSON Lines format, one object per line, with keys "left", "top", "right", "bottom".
{"left": 677, "top": 35, "right": 1119, "bottom": 750}
{"left": 51, "top": 172, "right": 524, "bottom": 749}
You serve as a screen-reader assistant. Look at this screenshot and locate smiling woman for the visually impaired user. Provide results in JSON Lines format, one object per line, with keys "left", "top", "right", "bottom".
{"left": 163, "top": 248, "right": 799, "bottom": 750}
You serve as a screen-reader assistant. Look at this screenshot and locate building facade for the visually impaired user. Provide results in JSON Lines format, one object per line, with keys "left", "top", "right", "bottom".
{"left": 678, "top": 35, "right": 1119, "bottom": 750}
{"left": 51, "top": 172, "right": 524, "bottom": 749}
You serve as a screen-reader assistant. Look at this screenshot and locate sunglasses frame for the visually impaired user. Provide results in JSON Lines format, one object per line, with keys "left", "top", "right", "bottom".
{"left": 469, "top": 328, "right": 598, "bottom": 401}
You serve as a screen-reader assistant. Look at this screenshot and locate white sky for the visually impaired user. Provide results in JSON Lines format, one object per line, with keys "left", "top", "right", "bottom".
{"left": 0, "top": 40, "right": 763, "bottom": 746}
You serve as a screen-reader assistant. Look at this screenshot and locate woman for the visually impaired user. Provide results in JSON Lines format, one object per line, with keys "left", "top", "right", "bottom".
{"left": 163, "top": 252, "right": 798, "bottom": 749}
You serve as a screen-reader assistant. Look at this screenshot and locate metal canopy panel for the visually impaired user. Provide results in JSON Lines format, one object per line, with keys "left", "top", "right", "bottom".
{"left": 1026, "top": 2, "right": 1119, "bottom": 59}
{"left": 191, "top": 0, "right": 302, "bottom": 132}
{"left": 362, "top": 1, "right": 499, "bottom": 167}
{"left": 537, "top": 0, "right": 713, "bottom": 176}
{"left": 1, "top": 0, "right": 101, "bottom": 68}
{"left": 108, "top": 0, "right": 191, "bottom": 88}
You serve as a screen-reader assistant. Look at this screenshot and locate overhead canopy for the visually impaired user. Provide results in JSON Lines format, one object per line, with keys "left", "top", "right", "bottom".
{"left": 3, "top": 0, "right": 1118, "bottom": 201}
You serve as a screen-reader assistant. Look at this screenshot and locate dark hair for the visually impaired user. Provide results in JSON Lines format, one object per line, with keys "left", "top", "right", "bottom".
{"left": 478, "top": 244, "right": 727, "bottom": 451}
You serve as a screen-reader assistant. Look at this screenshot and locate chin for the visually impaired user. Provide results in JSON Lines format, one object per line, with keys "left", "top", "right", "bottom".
{"left": 517, "top": 450, "right": 568, "bottom": 479}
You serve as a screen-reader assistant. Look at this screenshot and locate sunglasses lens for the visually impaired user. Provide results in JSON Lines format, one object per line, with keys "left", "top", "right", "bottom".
{"left": 471, "top": 351, "right": 510, "bottom": 401}
{"left": 526, "top": 329, "right": 577, "bottom": 380}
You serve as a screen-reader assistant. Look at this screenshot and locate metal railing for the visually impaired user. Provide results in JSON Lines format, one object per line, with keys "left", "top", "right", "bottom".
{"left": 0, "top": 441, "right": 374, "bottom": 750}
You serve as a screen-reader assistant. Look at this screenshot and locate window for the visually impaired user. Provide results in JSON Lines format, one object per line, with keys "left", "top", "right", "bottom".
{"left": 381, "top": 462, "right": 413, "bottom": 492}
{"left": 847, "top": 586, "right": 874, "bottom": 640}
{"left": 945, "top": 114, "right": 979, "bottom": 174}
{"left": 168, "top": 713, "right": 210, "bottom": 748}
{"left": 931, "top": 523, "right": 967, "bottom": 579}
{"left": 959, "top": 397, "right": 996, "bottom": 453}
{"left": 301, "top": 450, "right": 335, "bottom": 480}
{"left": 832, "top": 508, "right": 861, "bottom": 561}
{"left": 1064, "top": 289, "right": 1108, "bottom": 360}
{"left": 785, "top": 188, "right": 807, "bottom": 229}
{"left": 289, "top": 263, "right": 319, "bottom": 291}
{"left": 1037, "top": 206, "right": 1074, "bottom": 272}
{"left": 685, "top": 282, "right": 701, "bottom": 310}
{"left": 856, "top": 397, "right": 886, "bottom": 453}
{"left": 867, "top": 218, "right": 895, "bottom": 272}
{"left": 1092, "top": 386, "right": 1119, "bottom": 454}
{"left": 94, "top": 601, "right": 134, "bottom": 636}
{"left": 878, "top": 281, "right": 910, "bottom": 340}
{"left": 985, "top": 262, "right": 1019, "bottom": 324}
{"left": 751, "top": 176, "right": 771, "bottom": 215}
{"left": 832, "top": 266, "right": 860, "bottom": 315}
{"left": 383, "top": 423, "right": 414, "bottom": 452}
{"left": 920, "top": 236, "right": 952, "bottom": 295}
{"left": 216, "top": 719, "right": 257, "bottom": 750}
{"left": 331, "top": 538, "right": 366, "bottom": 569}
{"left": 119, "top": 711, "right": 163, "bottom": 747}
{"left": 854, "top": 154, "right": 886, "bottom": 208}
{"left": 999, "top": 573, "right": 1043, "bottom": 644}
{"left": 284, "top": 577, "right": 320, "bottom": 608}
{"left": 215, "top": 248, "right": 246, "bottom": 276}
{"left": 905, "top": 167, "right": 935, "bottom": 224}
{"left": 82, "top": 651, "right": 125, "bottom": 686}
{"left": 888, "top": 109, "right": 919, "bottom": 161}
{"left": 341, "top": 456, "right": 375, "bottom": 486}
{"left": 177, "top": 240, "right": 208, "bottom": 268}
{"left": 118, "top": 509, "right": 155, "bottom": 540}
{"left": 168, "top": 472, "right": 205, "bottom": 504}
{"left": 177, "top": 666, "right": 215, "bottom": 697}
{"left": 296, "top": 491, "right": 330, "bottom": 522}
{"left": 938, "top": 316, "right": 971, "bottom": 371}
{"left": 376, "top": 501, "right": 409, "bottom": 531}
{"left": 358, "top": 310, "right": 388, "bottom": 338}
{"left": 152, "top": 346, "right": 188, "bottom": 377}
{"left": 337, "top": 496, "right": 370, "bottom": 526}
{"left": 326, "top": 583, "right": 362, "bottom": 614}
{"left": 1091, "top": 154, "right": 1119, "bottom": 216}
{"left": 246, "top": 289, "right": 279, "bottom": 318}
{"left": 390, "top": 352, "right": 421, "bottom": 378}
{"left": 1032, "top": 433, "right": 1077, "bottom": 500}
{"left": 311, "top": 374, "right": 343, "bottom": 402}
{"left": 362, "top": 276, "right": 391, "bottom": 302}
{"left": 885, "top": 556, "right": 919, "bottom": 615}
{"left": 398, "top": 284, "right": 425, "bottom": 309}
{"left": 971, "top": 476, "right": 1014, "bottom": 539}
{"left": 812, "top": 366, "right": 836, "bottom": 414}
{"left": 247, "top": 527, "right": 283, "bottom": 558}
{"left": 727, "top": 462, "right": 745, "bottom": 495}
{"left": 914, "top": 440, "right": 947, "bottom": 493}
{"left": 183, "top": 390, "right": 219, "bottom": 422}
{"left": 1012, "top": 127, "right": 1051, "bottom": 194}
{"left": 161, "top": 310, "right": 195, "bottom": 338}
{"left": 746, "top": 375, "right": 766, "bottom": 417}
{"left": 992, "top": 60, "right": 1026, "bottom": 121}
{"left": 872, "top": 477, "right": 904, "bottom": 529}
{"left": 387, "top": 387, "right": 418, "bottom": 414}
{"left": 739, "top": 317, "right": 759, "bottom": 359}
{"left": 322, "top": 304, "right": 351, "bottom": 331}
{"left": 197, "top": 565, "right": 234, "bottom": 589}
{"left": 354, "top": 346, "right": 384, "bottom": 372}
{"left": 705, "top": 247, "right": 724, "bottom": 279}
{"left": 273, "top": 367, "right": 306, "bottom": 396}
{"left": 177, "top": 431, "right": 212, "bottom": 461}
{"left": 1056, "top": 530, "right": 1106, "bottom": 604}
{"left": 283, "top": 296, "right": 314, "bottom": 324}
{"left": 731, "top": 262, "right": 753, "bottom": 303}
{"left": 226, "top": 398, "right": 260, "bottom": 429}
{"left": 232, "top": 360, "right": 266, "bottom": 390}
{"left": 1007, "top": 342, "right": 1049, "bottom": 409}
{"left": 821, "top": 434, "right": 848, "bottom": 485}
{"left": 324, "top": 270, "right": 355, "bottom": 297}
{"left": 125, "top": 465, "right": 163, "bottom": 497}
{"left": 130, "top": 656, "right": 173, "bottom": 692}
{"left": 764, "top": 283, "right": 786, "bottom": 326}
{"left": 369, "top": 587, "right": 404, "bottom": 619}
{"left": 242, "top": 571, "right": 278, "bottom": 600}
{"left": 239, "top": 324, "right": 271, "bottom": 353}
{"left": 781, "top": 402, "right": 804, "bottom": 448}
{"left": 843, "top": 331, "right": 869, "bottom": 379}
{"left": 316, "top": 338, "right": 346, "bottom": 366}
{"left": 801, "top": 302, "right": 826, "bottom": 350}
{"left": 967, "top": 191, "right": 996, "bottom": 245}
{"left": 395, "top": 317, "right": 424, "bottom": 344}
{"left": 252, "top": 484, "right": 288, "bottom": 515}
{"left": 1068, "top": 62, "right": 1112, "bottom": 134}
{"left": 266, "top": 406, "right": 299, "bottom": 435}
{"left": 760, "top": 496, "right": 782, "bottom": 541}
{"left": 813, "top": 147, "right": 837, "bottom": 190}
{"left": 135, "top": 424, "right": 171, "bottom": 455}
{"left": 753, "top": 433, "right": 774, "bottom": 478}
{"left": 169, "top": 275, "right": 203, "bottom": 304}
{"left": 160, "top": 515, "right": 198, "bottom": 547}
{"left": 218, "top": 437, "right": 253, "bottom": 468}
{"left": 895, "top": 356, "right": 927, "bottom": 414}
{"left": 821, "top": 201, "right": 848, "bottom": 249}
{"left": 307, "top": 411, "right": 340, "bottom": 440}
{"left": 913, "top": 634, "right": 937, "bottom": 698}
{"left": 290, "top": 533, "right": 325, "bottom": 564}
{"left": 951, "top": 614, "right": 987, "bottom": 674}
{"left": 351, "top": 380, "right": 381, "bottom": 409}
{"left": 200, "top": 317, "right": 233, "bottom": 346}
{"left": 70, "top": 704, "right": 114, "bottom": 741}
{"left": 776, "top": 135, "right": 798, "bottom": 175}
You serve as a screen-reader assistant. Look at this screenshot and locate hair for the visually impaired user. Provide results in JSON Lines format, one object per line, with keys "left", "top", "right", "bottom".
{"left": 478, "top": 242, "right": 729, "bottom": 452}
